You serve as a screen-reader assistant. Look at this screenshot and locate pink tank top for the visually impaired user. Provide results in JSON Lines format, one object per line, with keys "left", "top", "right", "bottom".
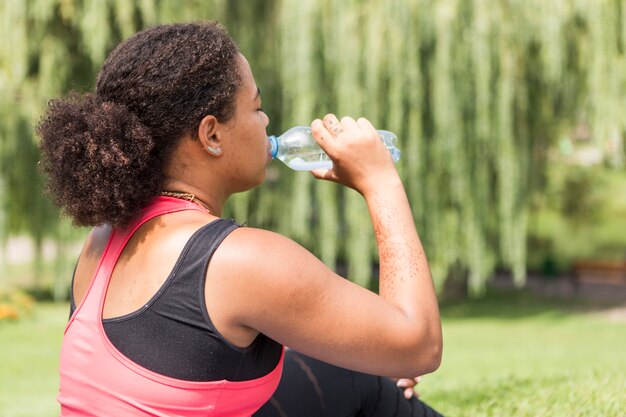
{"left": 58, "top": 197, "right": 284, "bottom": 416}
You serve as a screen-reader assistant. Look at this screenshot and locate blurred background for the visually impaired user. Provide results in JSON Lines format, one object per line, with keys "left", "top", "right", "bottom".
{"left": 0, "top": 1, "right": 624, "bottom": 416}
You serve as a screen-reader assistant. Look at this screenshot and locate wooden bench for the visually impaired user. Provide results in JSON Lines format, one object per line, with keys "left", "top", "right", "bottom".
{"left": 573, "top": 260, "right": 626, "bottom": 286}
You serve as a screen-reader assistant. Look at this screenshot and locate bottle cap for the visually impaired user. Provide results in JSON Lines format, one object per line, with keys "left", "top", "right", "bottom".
{"left": 268, "top": 135, "right": 278, "bottom": 159}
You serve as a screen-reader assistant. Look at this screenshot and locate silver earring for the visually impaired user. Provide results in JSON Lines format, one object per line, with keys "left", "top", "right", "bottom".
{"left": 207, "top": 145, "right": 222, "bottom": 156}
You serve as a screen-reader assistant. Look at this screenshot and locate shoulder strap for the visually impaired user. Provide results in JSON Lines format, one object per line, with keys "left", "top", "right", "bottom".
{"left": 67, "top": 196, "right": 210, "bottom": 327}
{"left": 177, "top": 219, "right": 240, "bottom": 329}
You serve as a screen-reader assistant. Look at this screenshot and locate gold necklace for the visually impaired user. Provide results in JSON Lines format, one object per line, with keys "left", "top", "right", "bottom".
{"left": 160, "top": 191, "right": 213, "bottom": 214}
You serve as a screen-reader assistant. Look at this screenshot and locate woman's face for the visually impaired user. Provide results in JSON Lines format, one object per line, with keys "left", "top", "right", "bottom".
{"left": 220, "top": 53, "right": 271, "bottom": 192}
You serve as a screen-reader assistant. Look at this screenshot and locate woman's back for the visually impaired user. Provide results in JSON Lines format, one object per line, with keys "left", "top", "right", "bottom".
{"left": 61, "top": 197, "right": 284, "bottom": 416}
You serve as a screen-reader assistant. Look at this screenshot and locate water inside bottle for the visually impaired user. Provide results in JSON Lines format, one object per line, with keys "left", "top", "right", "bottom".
{"left": 286, "top": 158, "right": 333, "bottom": 171}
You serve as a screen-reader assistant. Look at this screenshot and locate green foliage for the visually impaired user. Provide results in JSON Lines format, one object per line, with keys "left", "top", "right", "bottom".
{"left": 1, "top": 0, "right": 626, "bottom": 294}
{"left": 558, "top": 167, "right": 604, "bottom": 221}
{"left": 0, "top": 302, "right": 65, "bottom": 416}
{"left": 528, "top": 164, "right": 626, "bottom": 272}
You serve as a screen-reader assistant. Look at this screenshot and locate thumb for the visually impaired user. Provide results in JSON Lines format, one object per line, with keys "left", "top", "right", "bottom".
{"left": 310, "top": 168, "right": 338, "bottom": 182}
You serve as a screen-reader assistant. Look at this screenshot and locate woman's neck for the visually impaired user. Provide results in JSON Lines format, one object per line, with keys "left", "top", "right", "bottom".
{"left": 161, "top": 178, "right": 225, "bottom": 217}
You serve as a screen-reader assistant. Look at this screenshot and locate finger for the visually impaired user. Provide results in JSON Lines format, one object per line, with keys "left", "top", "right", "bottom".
{"left": 396, "top": 378, "right": 414, "bottom": 388}
{"left": 340, "top": 116, "right": 358, "bottom": 131}
{"left": 311, "top": 119, "right": 337, "bottom": 157}
{"left": 356, "top": 117, "right": 378, "bottom": 136}
{"left": 356, "top": 117, "right": 377, "bottom": 134}
{"left": 323, "top": 114, "right": 344, "bottom": 137}
{"left": 311, "top": 118, "right": 334, "bottom": 142}
{"left": 404, "top": 387, "right": 414, "bottom": 399}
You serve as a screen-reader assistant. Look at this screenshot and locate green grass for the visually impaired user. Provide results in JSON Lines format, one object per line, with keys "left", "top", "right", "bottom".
{"left": 0, "top": 303, "right": 67, "bottom": 417}
{"left": 0, "top": 294, "right": 624, "bottom": 417}
{"left": 424, "top": 293, "right": 626, "bottom": 416}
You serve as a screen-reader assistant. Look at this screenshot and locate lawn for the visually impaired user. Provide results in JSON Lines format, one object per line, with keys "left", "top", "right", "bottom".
{"left": 0, "top": 293, "right": 624, "bottom": 417}
{"left": 425, "top": 294, "right": 626, "bottom": 416}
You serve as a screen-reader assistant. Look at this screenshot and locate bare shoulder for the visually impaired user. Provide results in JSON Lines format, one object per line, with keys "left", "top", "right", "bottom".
{"left": 85, "top": 225, "right": 113, "bottom": 255}
{"left": 73, "top": 225, "right": 113, "bottom": 304}
{"left": 207, "top": 225, "right": 330, "bottom": 299}
{"left": 207, "top": 225, "right": 336, "bottom": 314}
{"left": 204, "top": 225, "right": 340, "bottom": 346}
{"left": 213, "top": 226, "right": 329, "bottom": 280}
{"left": 219, "top": 226, "right": 301, "bottom": 254}
{"left": 78, "top": 225, "right": 113, "bottom": 272}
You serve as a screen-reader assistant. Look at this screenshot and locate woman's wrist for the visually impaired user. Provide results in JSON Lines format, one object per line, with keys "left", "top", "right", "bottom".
{"left": 360, "top": 173, "right": 404, "bottom": 201}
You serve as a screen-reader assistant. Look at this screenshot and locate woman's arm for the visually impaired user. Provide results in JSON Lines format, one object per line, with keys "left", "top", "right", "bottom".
{"left": 205, "top": 115, "right": 442, "bottom": 378}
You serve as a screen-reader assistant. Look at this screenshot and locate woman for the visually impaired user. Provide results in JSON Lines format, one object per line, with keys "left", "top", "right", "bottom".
{"left": 38, "top": 22, "right": 442, "bottom": 416}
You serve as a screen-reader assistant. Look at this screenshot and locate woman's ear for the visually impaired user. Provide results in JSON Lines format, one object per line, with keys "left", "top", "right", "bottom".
{"left": 198, "top": 115, "right": 223, "bottom": 156}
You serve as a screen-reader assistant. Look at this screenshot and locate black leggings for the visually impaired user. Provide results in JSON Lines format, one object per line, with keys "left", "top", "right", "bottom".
{"left": 254, "top": 350, "right": 444, "bottom": 417}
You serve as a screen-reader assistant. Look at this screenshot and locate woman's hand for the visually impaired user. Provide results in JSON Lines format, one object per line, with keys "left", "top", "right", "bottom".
{"left": 309, "top": 114, "right": 400, "bottom": 197}
{"left": 395, "top": 376, "right": 423, "bottom": 399}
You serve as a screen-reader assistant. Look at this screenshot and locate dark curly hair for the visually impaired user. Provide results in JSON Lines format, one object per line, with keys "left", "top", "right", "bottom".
{"left": 38, "top": 22, "right": 241, "bottom": 227}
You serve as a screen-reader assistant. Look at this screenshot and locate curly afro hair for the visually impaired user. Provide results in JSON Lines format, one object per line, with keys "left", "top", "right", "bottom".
{"left": 38, "top": 22, "right": 241, "bottom": 227}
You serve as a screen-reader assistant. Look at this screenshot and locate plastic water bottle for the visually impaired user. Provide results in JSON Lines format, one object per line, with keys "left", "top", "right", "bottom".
{"left": 268, "top": 126, "right": 401, "bottom": 171}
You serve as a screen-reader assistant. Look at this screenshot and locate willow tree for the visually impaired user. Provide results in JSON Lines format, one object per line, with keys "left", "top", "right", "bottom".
{"left": 1, "top": 0, "right": 625, "bottom": 296}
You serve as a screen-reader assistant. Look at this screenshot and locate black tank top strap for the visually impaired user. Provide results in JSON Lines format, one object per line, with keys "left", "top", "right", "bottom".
{"left": 175, "top": 218, "right": 240, "bottom": 340}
